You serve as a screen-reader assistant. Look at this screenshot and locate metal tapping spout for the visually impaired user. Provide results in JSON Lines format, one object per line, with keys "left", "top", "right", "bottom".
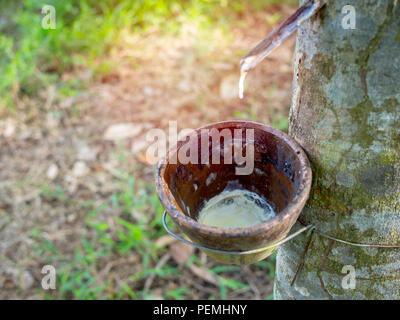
{"left": 239, "top": 0, "right": 323, "bottom": 99}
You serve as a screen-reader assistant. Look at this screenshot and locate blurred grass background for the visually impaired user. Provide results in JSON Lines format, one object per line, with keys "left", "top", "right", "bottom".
{"left": 0, "top": 0, "right": 297, "bottom": 300}
{"left": 0, "top": 0, "right": 295, "bottom": 109}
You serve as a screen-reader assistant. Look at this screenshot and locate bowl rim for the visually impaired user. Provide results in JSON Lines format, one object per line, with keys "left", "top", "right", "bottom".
{"left": 156, "top": 120, "right": 312, "bottom": 238}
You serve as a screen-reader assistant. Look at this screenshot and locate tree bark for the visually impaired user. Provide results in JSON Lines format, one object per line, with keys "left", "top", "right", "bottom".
{"left": 275, "top": 0, "right": 400, "bottom": 299}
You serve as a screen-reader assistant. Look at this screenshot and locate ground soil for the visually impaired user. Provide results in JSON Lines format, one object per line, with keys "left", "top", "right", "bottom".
{"left": 0, "top": 4, "right": 296, "bottom": 299}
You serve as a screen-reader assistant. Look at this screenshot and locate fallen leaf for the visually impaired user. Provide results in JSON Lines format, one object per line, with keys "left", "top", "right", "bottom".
{"left": 188, "top": 264, "right": 219, "bottom": 286}
{"left": 131, "top": 138, "right": 148, "bottom": 153}
{"left": 169, "top": 241, "right": 194, "bottom": 265}
{"left": 0, "top": 118, "right": 16, "bottom": 137}
{"left": 130, "top": 208, "right": 149, "bottom": 223}
{"left": 46, "top": 163, "right": 59, "bottom": 180}
{"left": 72, "top": 161, "right": 89, "bottom": 177}
{"left": 19, "top": 271, "right": 34, "bottom": 290}
{"left": 137, "top": 152, "right": 154, "bottom": 166}
{"left": 155, "top": 235, "right": 177, "bottom": 248}
{"left": 76, "top": 141, "right": 98, "bottom": 161}
{"left": 103, "top": 123, "right": 143, "bottom": 141}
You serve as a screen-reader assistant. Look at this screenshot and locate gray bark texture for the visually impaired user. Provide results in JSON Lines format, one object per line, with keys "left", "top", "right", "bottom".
{"left": 275, "top": 0, "right": 400, "bottom": 299}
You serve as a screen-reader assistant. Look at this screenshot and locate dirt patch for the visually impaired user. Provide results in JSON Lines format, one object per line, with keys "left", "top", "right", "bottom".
{"left": 0, "top": 5, "right": 295, "bottom": 299}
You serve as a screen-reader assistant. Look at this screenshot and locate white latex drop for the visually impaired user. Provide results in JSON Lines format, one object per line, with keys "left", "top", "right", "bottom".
{"left": 198, "top": 189, "right": 275, "bottom": 229}
{"left": 238, "top": 71, "right": 247, "bottom": 99}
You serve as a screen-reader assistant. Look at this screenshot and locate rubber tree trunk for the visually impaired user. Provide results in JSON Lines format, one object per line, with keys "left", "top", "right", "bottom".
{"left": 275, "top": 0, "right": 400, "bottom": 299}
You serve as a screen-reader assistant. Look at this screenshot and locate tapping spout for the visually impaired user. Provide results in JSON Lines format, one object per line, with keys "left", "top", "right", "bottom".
{"left": 239, "top": 0, "right": 322, "bottom": 99}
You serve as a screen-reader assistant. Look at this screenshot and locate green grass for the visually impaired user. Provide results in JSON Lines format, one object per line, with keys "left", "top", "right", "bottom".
{"left": 33, "top": 172, "right": 167, "bottom": 299}
{"left": 31, "top": 159, "right": 277, "bottom": 299}
{"left": 3, "top": 0, "right": 290, "bottom": 300}
{"left": 0, "top": 0, "right": 291, "bottom": 109}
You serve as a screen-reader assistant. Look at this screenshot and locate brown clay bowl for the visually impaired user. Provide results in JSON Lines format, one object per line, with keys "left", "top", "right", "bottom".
{"left": 156, "top": 120, "right": 312, "bottom": 264}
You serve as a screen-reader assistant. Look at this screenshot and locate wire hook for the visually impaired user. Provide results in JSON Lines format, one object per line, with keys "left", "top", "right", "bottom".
{"left": 162, "top": 210, "right": 315, "bottom": 255}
